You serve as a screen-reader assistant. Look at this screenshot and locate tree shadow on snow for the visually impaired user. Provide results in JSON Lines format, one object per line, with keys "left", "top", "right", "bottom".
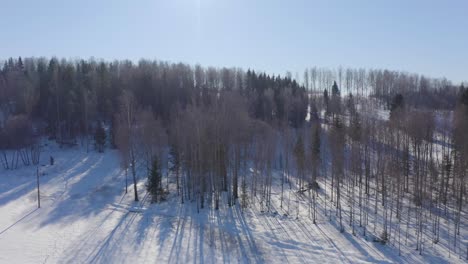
{"left": 37, "top": 152, "right": 124, "bottom": 227}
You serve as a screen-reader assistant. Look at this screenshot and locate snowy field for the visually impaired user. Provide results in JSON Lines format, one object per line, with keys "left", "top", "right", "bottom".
{"left": 0, "top": 143, "right": 465, "bottom": 264}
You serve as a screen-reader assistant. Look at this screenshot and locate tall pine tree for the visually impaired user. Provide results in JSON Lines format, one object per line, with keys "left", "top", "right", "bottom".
{"left": 147, "top": 158, "right": 162, "bottom": 203}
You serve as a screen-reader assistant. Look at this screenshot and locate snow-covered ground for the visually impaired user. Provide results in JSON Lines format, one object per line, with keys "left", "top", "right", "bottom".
{"left": 0, "top": 143, "right": 465, "bottom": 263}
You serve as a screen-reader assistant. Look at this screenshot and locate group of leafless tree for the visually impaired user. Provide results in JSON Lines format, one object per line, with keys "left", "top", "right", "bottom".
{"left": 0, "top": 57, "right": 466, "bottom": 258}
{"left": 304, "top": 66, "right": 459, "bottom": 110}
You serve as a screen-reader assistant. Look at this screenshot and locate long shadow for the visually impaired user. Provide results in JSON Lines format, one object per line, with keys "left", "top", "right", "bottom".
{"left": 86, "top": 211, "right": 135, "bottom": 263}
{"left": 233, "top": 205, "right": 264, "bottom": 264}
{"left": 154, "top": 203, "right": 179, "bottom": 249}
{"left": 134, "top": 196, "right": 235, "bottom": 263}
{"left": 166, "top": 202, "right": 186, "bottom": 263}
{"left": 38, "top": 151, "right": 125, "bottom": 227}
{"left": 218, "top": 205, "right": 262, "bottom": 264}
{"left": 215, "top": 209, "right": 232, "bottom": 264}
{"left": 341, "top": 229, "right": 393, "bottom": 263}
{"left": 326, "top": 217, "right": 401, "bottom": 263}
{"left": 131, "top": 192, "right": 154, "bottom": 247}
{"left": 56, "top": 192, "right": 130, "bottom": 263}
{"left": 0, "top": 180, "right": 35, "bottom": 206}
{"left": 198, "top": 213, "right": 206, "bottom": 264}
{"left": 0, "top": 208, "right": 39, "bottom": 236}
{"left": 0, "top": 147, "right": 94, "bottom": 209}
{"left": 167, "top": 203, "right": 195, "bottom": 263}
{"left": 183, "top": 204, "right": 196, "bottom": 262}
{"left": 315, "top": 224, "right": 354, "bottom": 263}
{"left": 0, "top": 162, "right": 68, "bottom": 207}
{"left": 82, "top": 199, "right": 144, "bottom": 263}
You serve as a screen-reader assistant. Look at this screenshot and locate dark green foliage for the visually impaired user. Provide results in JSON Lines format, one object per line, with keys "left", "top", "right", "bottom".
{"left": 390, "top": 93, "right": 404, "bottom": 121}
{"left": 0, "top": 57, "right": 309, "bottom": 143}
{"left": 309, "top": 181, "right": 320, "bottom": 190}
{"left": 332, "top": 81, "right": 340, "bottom": 97}
{"left": 244, "top": 70, "right": 308, "bottom": 127}
{"left": 453, "top": 84, "right": 468, "bottom": 158}
{"left": 289, "top": 94, "right": 308, "bottom": 128}
{"left": 390, "top": 93, "right": 404, "bottom": 112}
{"left": 330, "top": 82, "right": 342, "bottom": 118}
{"left": 148, "top": 158, "right": 163, "bottom": 203}
{"left": 373, "top": 231, "right": 388, "bottom": 245}
{"left": 460, "top": 85, "right": 468, "bottom": 107}
{"left": 333, "top": 114, "right": 343, "bottom": 130}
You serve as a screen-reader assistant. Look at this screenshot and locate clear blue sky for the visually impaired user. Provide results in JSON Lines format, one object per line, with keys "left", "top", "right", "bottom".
{"left": 2, "top": 0, "right": 467, "bottom": 83}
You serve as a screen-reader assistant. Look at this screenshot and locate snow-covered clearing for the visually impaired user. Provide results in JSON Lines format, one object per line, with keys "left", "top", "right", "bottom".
{"left": 0, "top": 143, "right": 465, "bottom": 263}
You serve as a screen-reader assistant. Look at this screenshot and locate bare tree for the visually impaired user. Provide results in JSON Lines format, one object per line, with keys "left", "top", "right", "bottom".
{"left": 115, "top": 90, "right": 140, "bottom": 201}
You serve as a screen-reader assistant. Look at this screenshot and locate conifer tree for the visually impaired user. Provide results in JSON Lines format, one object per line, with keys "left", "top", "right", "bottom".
{"left": 332, "top": 81, "right": 340, "bottom": 97}
{"left": 148, "top": 158, "right": 162, "bottom": 203}
{"left": 390, "top": 93, "right": 404, "bottom": 121}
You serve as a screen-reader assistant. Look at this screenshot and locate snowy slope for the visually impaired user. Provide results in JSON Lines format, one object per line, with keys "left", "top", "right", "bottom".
{"left": 0, "top": 143, "right": 465, "bottom": 264}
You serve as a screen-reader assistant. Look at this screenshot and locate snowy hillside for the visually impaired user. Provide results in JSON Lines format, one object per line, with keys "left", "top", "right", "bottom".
{"left": 0, "top": 143, "right": 464, "bottom": 264}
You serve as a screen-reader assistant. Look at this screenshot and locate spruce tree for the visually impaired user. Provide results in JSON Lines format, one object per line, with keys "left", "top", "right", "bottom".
{"left": 148, "top": 158, "right": 162, "bottom": 203}
{"left": 390, "top": 93, "right": 404, "bottom": 122}
{"left": 460, "top": 85, "right": 468, "bottom": 107}
{"left": 390, "top": 93, "right": 404, "bottom": 111}
{"left": 332, "top": 81, "right": 340, "bottom": 97}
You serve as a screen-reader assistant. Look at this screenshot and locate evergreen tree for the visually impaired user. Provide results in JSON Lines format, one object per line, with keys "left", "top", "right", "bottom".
{"left": 390, "top": 93, "right": 405, "bottom": 122}
{"left": 148, "top": 158, "right": 162, "bottom": 203}
{"left": 460, "top": 85, "right": 468, "bottom": 107}
{"left": 332, "top": 81, "right": 340, "bottom": 97}
{"left": 330, "top": 81, "right": 342, "bottom": 119}
{"left": 390, "top": 93, "right": 404, "bottom": 111}
{"left": 17, "top": 56, "right": 24, "bottom": 71}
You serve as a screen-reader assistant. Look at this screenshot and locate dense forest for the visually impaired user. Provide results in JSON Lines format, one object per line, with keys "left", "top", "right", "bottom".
{"left": 0, "top": 57, "right": 467, "bottom": 257}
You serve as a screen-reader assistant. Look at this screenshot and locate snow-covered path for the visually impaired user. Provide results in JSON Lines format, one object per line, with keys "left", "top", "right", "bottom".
{"left": 0, "top": 145, "right": 464, "bottom": 263}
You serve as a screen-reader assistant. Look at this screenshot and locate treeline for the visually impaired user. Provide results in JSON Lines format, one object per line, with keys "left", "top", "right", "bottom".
{"left": 0, "top": 57, "right": 467, "bottom": 257}
{"left": 0, "top": 57, "right": 306, "bottom": 138}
